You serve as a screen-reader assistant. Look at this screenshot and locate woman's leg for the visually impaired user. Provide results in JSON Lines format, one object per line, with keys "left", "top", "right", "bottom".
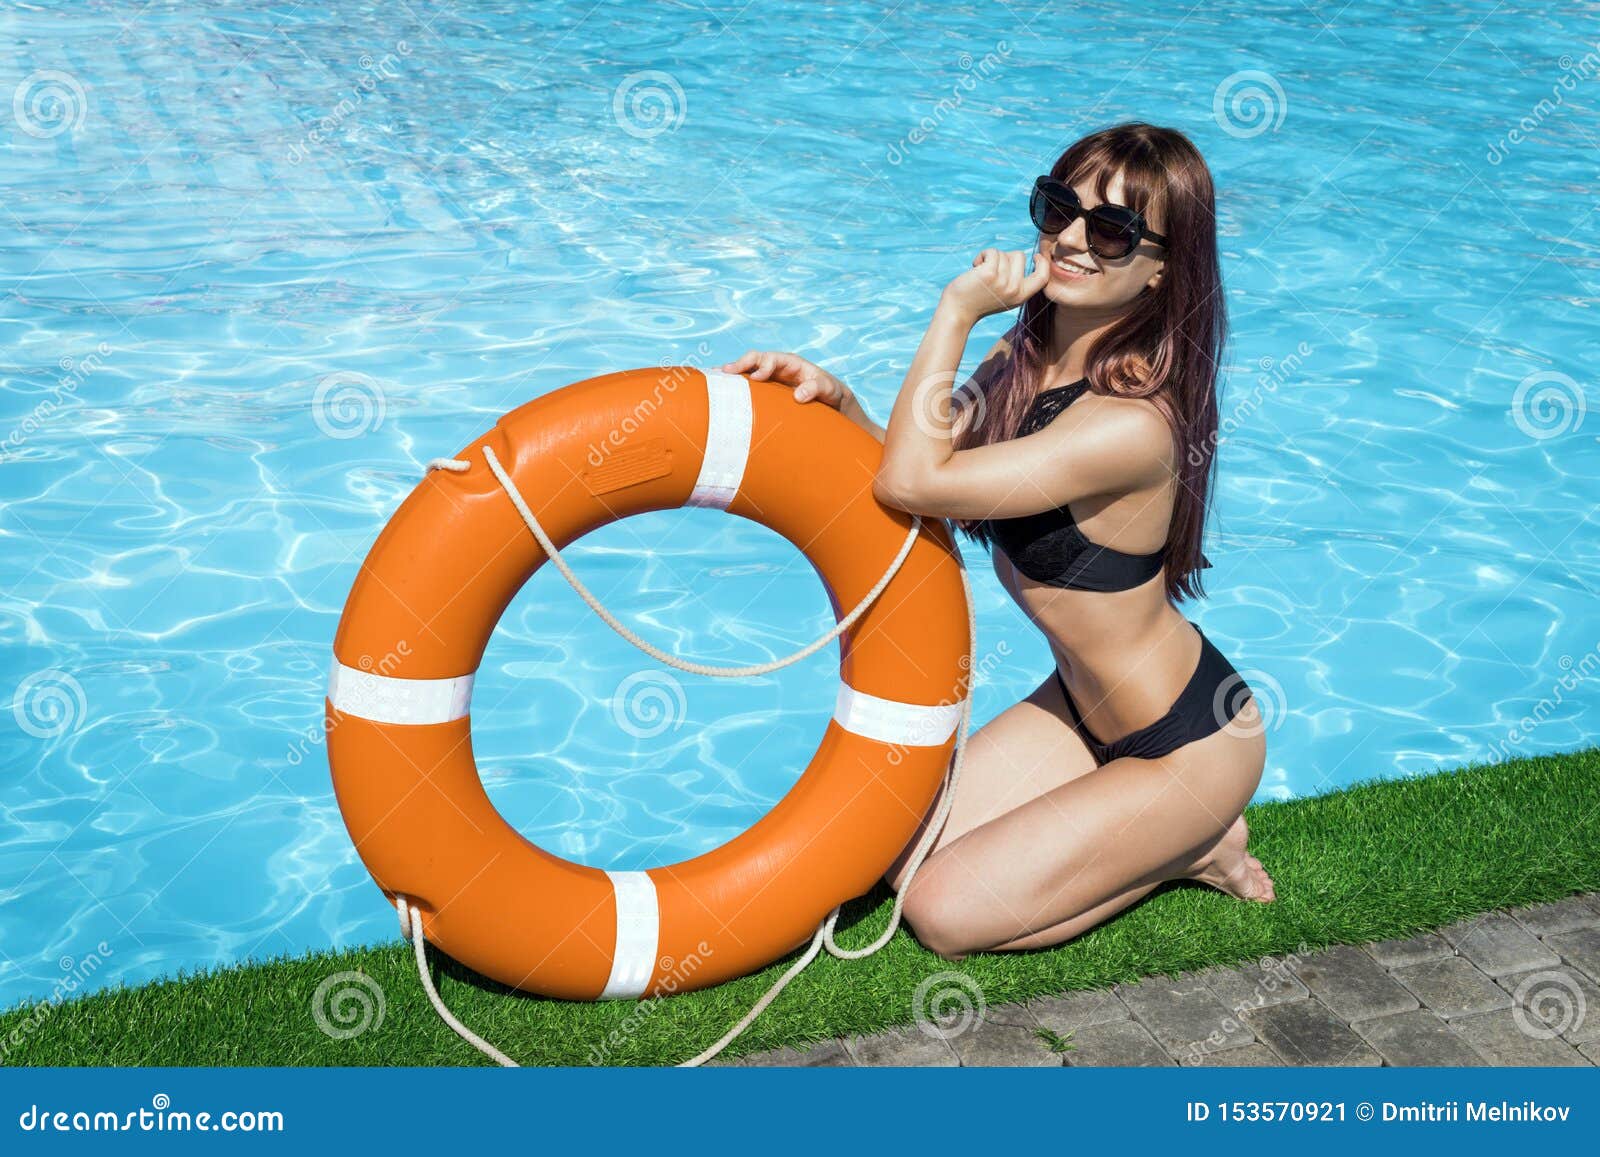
{"left": 985, "top": 812, "right": 1273, "bottom": 952}
{"left": 882, "top": 670, "right": 1101, "bottom": 894}
{"left": 899, "top": 715, "right": 1271, "bottom": 960}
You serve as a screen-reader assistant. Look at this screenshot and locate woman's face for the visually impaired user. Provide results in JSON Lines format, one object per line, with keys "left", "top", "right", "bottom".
{"left": 1035, "top": 169, "right": 1166, "bottom": 311}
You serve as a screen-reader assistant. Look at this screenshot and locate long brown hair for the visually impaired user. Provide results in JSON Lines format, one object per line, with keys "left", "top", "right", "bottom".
{"left": 954, "top": 123, "right": 1226, "bottom": 605}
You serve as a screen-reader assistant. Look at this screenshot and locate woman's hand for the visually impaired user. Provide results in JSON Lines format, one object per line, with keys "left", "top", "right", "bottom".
{"left": 720, "top": 350, "right": 886, "bottom": 440}
{"left": 720, "top": 350, "right": 848, "bottom": 406}
{"left": 940, "top": 248, "right": 1051, "bottom": 325}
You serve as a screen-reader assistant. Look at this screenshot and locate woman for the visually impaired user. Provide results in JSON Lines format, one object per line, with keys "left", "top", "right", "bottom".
{"left": 722, "top": 123, "right": 1274, "bottom": 962}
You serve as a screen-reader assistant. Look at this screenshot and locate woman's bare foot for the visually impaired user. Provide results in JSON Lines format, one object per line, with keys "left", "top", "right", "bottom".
{"left": 1183, "top": 816, "right": 1275, "bottom": 902}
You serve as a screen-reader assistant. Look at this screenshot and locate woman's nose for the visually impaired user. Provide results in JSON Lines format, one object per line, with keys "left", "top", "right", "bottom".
{"left": 1052, "top": 214, "right": 1089, "bottom": 253}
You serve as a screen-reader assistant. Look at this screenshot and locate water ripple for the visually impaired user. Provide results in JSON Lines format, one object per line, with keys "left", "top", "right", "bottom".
{"left": 2, "top": 0, "right": 1597, "bottom": 1006}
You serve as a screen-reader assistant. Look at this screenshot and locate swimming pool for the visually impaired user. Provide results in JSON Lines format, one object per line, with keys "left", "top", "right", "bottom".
{"left": 3, "top": 1, "right": 1597, "bottom": 1006}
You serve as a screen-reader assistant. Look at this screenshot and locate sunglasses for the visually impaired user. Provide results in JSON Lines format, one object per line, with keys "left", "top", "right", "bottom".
{"left": 1029, "top": 175, "right": 1167, "bottom": 260}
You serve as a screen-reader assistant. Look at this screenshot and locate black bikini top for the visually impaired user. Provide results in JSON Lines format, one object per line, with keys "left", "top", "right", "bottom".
{"left": 970, "top": 378, "right": 1205, "bottom": 592}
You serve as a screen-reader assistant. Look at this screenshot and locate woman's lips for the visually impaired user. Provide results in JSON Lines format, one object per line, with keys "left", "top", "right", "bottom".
{"left": 1051, "top": 258, "right": 1098, "bottom": 281}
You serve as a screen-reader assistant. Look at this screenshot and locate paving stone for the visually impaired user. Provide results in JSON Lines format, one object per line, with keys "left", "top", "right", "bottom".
{"left": 1115, "top": 972, "right": 1255, "bottom": 1056}
{"left": 1449, "top": 1007, "right": 1592, "bottom": 1066}
{"left": 1440, "top": 911, "right": 1560, "bottom": 977}
{"left": 1510, "top": 896, "right": 1600, "bottom": 938}
{"left": 842, "top": 1023, "right": 958, "bottom": 1066}
{"left": 1059, "top": 1018, "right": 1174, "bottom": 1066}
{"left": 718, "top": 1037, "right": 853, "bottom": 1066}
{"left": 1353, "top": 1010, "right": 1487, "bottom": 1066}
{"left": 1240, "top": 999, "right": 1381, "bottom": 1066}
{"left": 1495, "top": 966, "right": 1600, "bottom": 1044}
{"left": 1290, "top": 944, "right": 1419, "bottom": 1023}
{"left": 1199, "top": 957, "right": 1309, "bottom": 1013}
{"left": 714, "top": 895, "right": 1600, "bottom": 1069}
{"left": 1179, "top": 1042, "right": 1285, "bottom": 1067}
{"left": 1390, "top": 956, "right": 1512, "bottom": 1019}
{"left": 1544, "top": 927, "right": 1600, "bottom": 983}
{"left": 1365, "top": 932, "right": 1453, "bottom": 969}
{"left": 943, "top": 1003, "right": 1059, "bottom": 1067}
{"left": 1027, "top": 986, "right": 1129, "bottom": 1034}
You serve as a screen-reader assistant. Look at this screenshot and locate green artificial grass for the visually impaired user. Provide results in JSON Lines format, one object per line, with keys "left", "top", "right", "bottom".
{"left": 5, "top": 747, "right": 1598, "bottom": 1067}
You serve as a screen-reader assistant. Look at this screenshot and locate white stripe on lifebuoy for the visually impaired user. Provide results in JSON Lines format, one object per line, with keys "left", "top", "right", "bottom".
{"left": 599, "top": 869, "right": 660, "bottom": 999}
{"left": 833, "top": 683, "right": 964, "bottom": 747}
{"left": 686, "top": 371, "right": 752, "bottom": 510}
{"left": 327, "top": 659, "right": 474, "bottom": 725}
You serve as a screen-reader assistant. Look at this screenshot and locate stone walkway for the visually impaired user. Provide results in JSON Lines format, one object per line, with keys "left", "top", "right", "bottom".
{"left": 710, "top": 895, "right": 1600, "bottom": 1067}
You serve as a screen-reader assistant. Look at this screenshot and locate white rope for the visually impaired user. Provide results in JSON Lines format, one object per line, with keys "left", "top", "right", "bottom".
{"left": 466, "top": 446, "right": 922, "bottom": 679}
{"left": 671, "top": 561, "right": 976, "bottom": 1066}
{"left": 405, "top": 448, "right": 977, "bottom": 1066}
{"left": 401, "top": 897, "right": 518, "bottom": 1067}
{"left": 823, "top": 571, "right": 974, "bottom": 961}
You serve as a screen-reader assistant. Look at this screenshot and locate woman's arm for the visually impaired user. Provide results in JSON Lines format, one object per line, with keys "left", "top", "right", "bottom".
{"left": 838, "top": 392, "right": 887, "bottom": 442}
{"left": 876, "top": 391, "right": 1172, "bottom": 519}
{"left": 874, "top": 250, "right": 1170, "bottom": 519}
{"left": 876, "top": 248, "right": 1042, "bottom": 498}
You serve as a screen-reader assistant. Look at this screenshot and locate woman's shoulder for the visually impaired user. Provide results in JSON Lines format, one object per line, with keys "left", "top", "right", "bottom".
{"left": 1067, "top": 375, "right": 1177, "bottom": 477}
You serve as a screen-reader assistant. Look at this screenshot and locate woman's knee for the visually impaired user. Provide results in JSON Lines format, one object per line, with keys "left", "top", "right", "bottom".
{"left": 900, "top": 870, "right": 978, "bottom": 961}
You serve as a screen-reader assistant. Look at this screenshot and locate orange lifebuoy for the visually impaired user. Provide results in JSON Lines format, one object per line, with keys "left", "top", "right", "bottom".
{"left": 326, "top": 366, "right": 970, "bottom": 1001}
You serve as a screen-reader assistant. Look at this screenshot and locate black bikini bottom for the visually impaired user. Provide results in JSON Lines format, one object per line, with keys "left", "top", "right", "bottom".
{"left": 1053, "top": 620, "right": 1253, "bottom": 765}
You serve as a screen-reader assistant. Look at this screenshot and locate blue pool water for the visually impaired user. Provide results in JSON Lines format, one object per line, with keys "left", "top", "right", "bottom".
{"left": 3, "top": 2, "right": 1598, "bottom": 1006}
